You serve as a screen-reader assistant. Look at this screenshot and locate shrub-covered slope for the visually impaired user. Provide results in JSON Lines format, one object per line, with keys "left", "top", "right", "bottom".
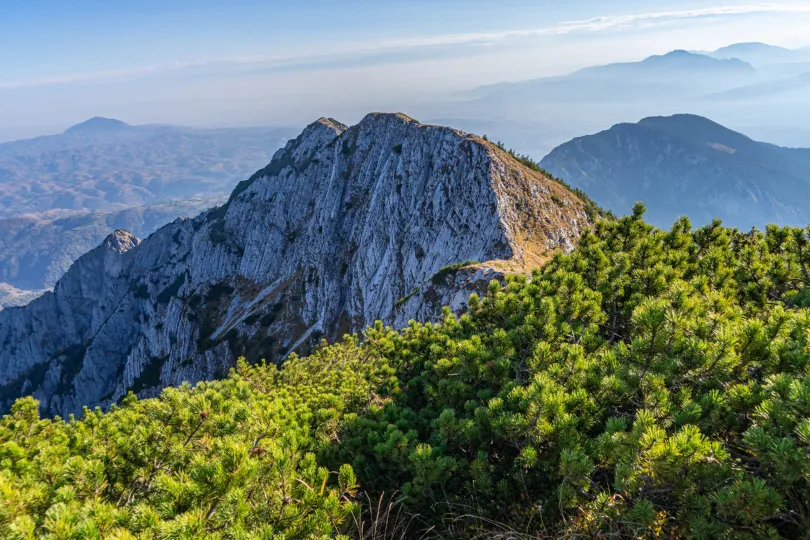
{"left": 0, "top": 344, "right": 391, "bottom": 539}
{"left": 3, "top": 205, "right": 810, "bottom": 538}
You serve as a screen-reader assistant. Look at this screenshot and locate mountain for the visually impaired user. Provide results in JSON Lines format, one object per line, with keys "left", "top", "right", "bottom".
{"left": 707, "top": 42, "right": 798, "bottom": 62}
{"left": 0, "top": 113, "right": 594, "bottom": 417}
{"left": 539, "top": 114, "right": 810, "bottom": 228}
{"left": 0, "top": 121, "right": 298, "bottom": 218}
{"left": 444, "top": 50, "right": 765, "bottom": 157}
{"left": 697, "top": 43, "right": 810, "bottom": 96}
{"left": 0, "top": 119, "right": 297, "bottom": 306}
{"left": 464, "top": 51, "right": 757, "bottom": 104}
{"left": 574, "top": 49, "right": 755, "bottom": 79}
{"left": 63, "top": 117, "right": 135, "bottom": 135}
{"left": 0, "top": 197, "right": 224, "bottom": 297}
{"left": 704, "top": 42, "right": 810, "bottom": 70}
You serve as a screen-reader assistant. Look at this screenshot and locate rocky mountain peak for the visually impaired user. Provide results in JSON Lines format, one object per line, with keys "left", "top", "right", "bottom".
{"left": 0, "top": 113, "right": 594, "bottom": 417}
{"left": 104, "top": 229, "right": 141, "bottom": 253}
{"left": 299, "top": 116, "right": 347, "bottom": 143}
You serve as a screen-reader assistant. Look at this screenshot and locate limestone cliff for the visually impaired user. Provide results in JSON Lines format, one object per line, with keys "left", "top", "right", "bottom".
{"left": 0, "top": 113, "right": 593, "bottom": 416}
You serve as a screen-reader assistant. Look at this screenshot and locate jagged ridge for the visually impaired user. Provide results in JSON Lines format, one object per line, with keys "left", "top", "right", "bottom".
{"left": 0, "top": 113, "right": 593, "bottom": 416}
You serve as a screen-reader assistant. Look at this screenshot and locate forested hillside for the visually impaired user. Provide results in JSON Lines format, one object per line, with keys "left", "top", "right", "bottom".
{"left": 540, "top": 114, "right": 810, "bottom": 228}
{"left": 3, "top": 206, "right": 810, "bottom": 538}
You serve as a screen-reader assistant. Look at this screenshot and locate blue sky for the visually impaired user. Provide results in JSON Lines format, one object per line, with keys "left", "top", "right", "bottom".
{"left": 0, "top": 0, "right": 674, "bottom": 82}
{"left": 2, "top": 0, "right": 810, "bottom": 139}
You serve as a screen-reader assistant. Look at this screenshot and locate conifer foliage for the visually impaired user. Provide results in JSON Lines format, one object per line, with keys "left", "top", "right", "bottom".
{"left": 0, "top": 344, "right": 393, "bottom": 538}
{"left": 4, "top": 204, "right": 810, "bottom": 537}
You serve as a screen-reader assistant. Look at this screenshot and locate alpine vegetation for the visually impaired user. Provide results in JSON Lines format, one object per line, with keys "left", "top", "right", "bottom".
{"left": 3, "top": 206, "right": 810, "bottom": 537}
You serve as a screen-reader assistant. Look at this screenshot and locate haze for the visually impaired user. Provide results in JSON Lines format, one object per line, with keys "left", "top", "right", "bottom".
{"left": 2, "top": 0, "right": 810, "bottom": 152}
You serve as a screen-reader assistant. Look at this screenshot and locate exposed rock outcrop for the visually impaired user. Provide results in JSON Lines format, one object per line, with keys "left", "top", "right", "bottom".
{"left": 0, "top": 196, "right": 225, "bottom": 299}
{"left": 0, "top": 113, "right": 593, "bottom": 416}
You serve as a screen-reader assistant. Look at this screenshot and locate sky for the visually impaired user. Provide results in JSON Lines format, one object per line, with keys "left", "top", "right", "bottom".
{"left": 2, "top": 0, "right": 810, "bottom": 140}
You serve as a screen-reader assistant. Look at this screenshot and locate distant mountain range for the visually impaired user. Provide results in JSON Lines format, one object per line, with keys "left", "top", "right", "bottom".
{"left": 0, "top": 118, "right": 297, "bottom": 217}
{"left": 0, "top": 197, "right": 223, "bottom": 298}
{"left": 446, "top": 43, "right": 810, "bottom": 157}
{"left": 703, "top": 42, "right": 806, "bottom": 65}
{"left": 0, "top": 118, "right": 298, "bottom": 307}
{"left": 540, "top": 114, "right": 810, "bottom": 228}
{"left": 464, "top": 50, "right": 757, "bottom": 105}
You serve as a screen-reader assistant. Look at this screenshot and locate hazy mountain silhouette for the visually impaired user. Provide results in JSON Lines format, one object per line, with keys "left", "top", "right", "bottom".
{"left": 463, "top": 51, "right": 757, "bottom": 104}
{"left": 540, "top": 114, "right": 810, "bottom": 228}
{"left": 705, "top": 42, "right": 805, "bottom": 66}
{"left": 0, "top": 120, "right": 298, "bottom": 217}
{"left": 63, "top": 117, "right": 135, "bottom": 135}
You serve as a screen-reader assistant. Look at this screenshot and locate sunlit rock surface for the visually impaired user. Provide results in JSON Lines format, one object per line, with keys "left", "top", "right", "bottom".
{"left": 0, "top": 113, "right": 592, "bottom": 416}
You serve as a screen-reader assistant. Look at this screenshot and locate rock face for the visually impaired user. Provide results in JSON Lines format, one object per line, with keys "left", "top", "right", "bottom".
{"left": 0, "top": 113, "right": 592, "bottom": 417}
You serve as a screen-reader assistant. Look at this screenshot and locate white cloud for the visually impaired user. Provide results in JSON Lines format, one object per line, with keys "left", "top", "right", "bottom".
{"left": 0, "top": 66, "right": 162, "bottom": 89}
{"left": 382, "top": 3, "right": 810, "bottom": 47}
{"left": 2, "top": 3, "right": 809, "bottom": 90}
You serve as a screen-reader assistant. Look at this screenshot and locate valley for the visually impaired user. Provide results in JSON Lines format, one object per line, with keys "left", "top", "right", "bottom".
{"left": 0, "top": 119, "right": 297, "bottom": 307}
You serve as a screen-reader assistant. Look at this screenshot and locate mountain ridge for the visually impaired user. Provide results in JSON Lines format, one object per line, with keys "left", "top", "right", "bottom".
{"left": 575, "top": 49, "right": 755, "bottom": 77}
{"left": 0, "top": 121, "right": 298, "bottom": 217}
{"left": 0, "top": 112, "right": 594, "bottom": 417}
{"left": 539, "top": 114, "right": 810, "bottom": 228}
{"left": 466, "top": 50, "right": 756, "bottom": 96}
{"left": 704, "top": 42, "right": 805, "bottom": 65}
